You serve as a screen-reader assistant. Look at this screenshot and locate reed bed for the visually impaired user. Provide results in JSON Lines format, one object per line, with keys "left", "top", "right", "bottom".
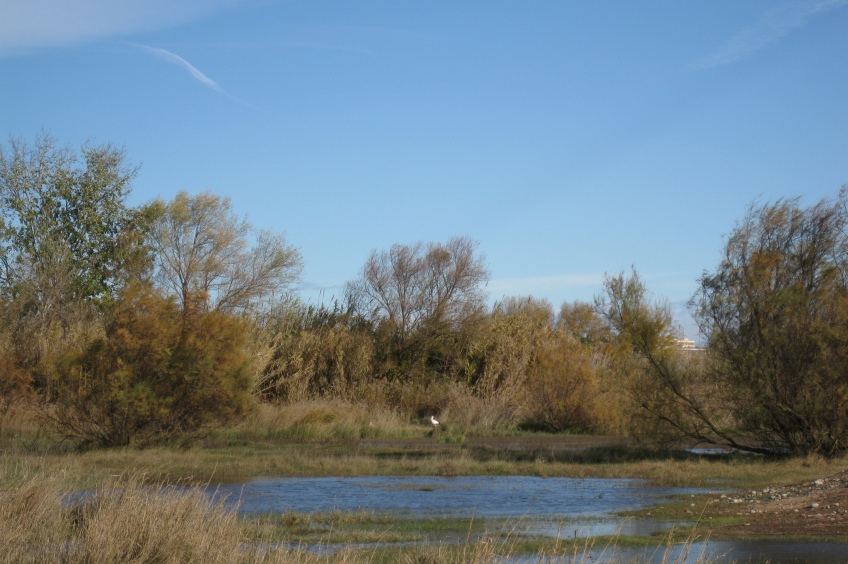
{"left": 225, "top": 400, "right": 422, "bottom": 442}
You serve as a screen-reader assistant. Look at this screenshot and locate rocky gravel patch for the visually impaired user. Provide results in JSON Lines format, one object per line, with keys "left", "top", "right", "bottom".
{"left": 701, "top": 470, "right": 848, "bottom": 539}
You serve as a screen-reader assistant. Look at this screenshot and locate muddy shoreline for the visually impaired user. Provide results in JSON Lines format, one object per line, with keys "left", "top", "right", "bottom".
{"left": 682, "top": 469, "right": 848, "bottom": 540}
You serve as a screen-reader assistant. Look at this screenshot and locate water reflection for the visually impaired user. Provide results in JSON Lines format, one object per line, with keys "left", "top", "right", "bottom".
{"left": 209, "top": 475, "right": 703, "bottom": 518}
{"left": 208, "top": 477, "right": 848, "bottom": 562}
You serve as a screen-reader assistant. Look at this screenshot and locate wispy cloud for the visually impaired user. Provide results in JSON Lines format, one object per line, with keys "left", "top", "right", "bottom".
{"left": 135, "top": 44, "right": 223, "bottom": 92}
{"left": 696, "top": 0, "right": 848, "bottom": 68}
{"left": 0, "top": 0, "right": 240, "bottom": 57}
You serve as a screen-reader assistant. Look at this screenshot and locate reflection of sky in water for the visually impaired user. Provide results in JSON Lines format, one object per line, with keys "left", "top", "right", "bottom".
{"left": 206, "top": 477, "right": 848, "bottom": 562}
{"left": 208, "top": 476, "right": 704, "bottom": 517}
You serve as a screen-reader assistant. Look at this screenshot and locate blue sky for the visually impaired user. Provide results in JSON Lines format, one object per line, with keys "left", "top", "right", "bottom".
{"left": 2, "top": 1, "right": 847, "bottom": 338}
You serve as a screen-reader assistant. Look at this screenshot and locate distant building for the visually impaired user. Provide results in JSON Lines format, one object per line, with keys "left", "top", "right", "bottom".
{"left": 675, "top": 337, "right": 704, "bottom": 352}
{"left": 676, "top": 338, "right": 696, "bottom": 350}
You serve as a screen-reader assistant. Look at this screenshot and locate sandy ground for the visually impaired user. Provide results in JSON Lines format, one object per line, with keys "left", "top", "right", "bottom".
{"left": 698, "top": 470, "right": 848, "bottom": 539}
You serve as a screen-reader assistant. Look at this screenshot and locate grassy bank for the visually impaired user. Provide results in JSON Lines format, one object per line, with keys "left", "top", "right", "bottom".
{"left": 10, "top": 443, "right": 847, "bottom": 491}
{"left": 4, "top": 400, "right": 848, "bottom": 561}
{"left": 4, "top": 401, "right": 847, "bottom": 489}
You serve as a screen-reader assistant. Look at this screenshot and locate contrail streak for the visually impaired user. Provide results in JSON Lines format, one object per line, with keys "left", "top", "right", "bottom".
{"left": 134, "top": 43, "right": 223, "bottom": 92}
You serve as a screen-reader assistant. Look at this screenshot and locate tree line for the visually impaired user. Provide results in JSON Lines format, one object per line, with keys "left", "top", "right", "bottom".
{"left": 2, "top": 134, "right": 847, "bottom": 456}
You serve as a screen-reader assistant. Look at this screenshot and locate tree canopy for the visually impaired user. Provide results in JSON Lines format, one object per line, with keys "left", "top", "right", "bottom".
{"left": 0, "top": 133, "right": 139, "bottom": 308}
{"left": 600, "top": 191, "right": 848, "bottom": 456}
{"left": 147, "top": 191, "right": 303, "bottom": 313}
{"left": 693, "top": 190, "right": 848, "bottom": 455}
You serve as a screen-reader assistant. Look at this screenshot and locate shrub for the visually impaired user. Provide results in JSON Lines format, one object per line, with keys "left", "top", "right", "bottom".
{"left": 0, "top": 354, "right": 31, "bottom": 416}
{"left": 257, "top": 302, "right": 375, "bottom": 403}
{"left": 48, "top": 284, "right": 252, "bottom": 447}
{"left": 519, "top": 334, "right": 601, "bottom": 433}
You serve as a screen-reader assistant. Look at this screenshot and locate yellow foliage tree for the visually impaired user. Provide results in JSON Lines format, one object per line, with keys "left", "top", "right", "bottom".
{"left": 49, "top": 283, "right": 252, "bottom": 447}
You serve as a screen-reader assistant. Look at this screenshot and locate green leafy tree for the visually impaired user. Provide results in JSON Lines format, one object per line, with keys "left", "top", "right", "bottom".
{"left": 0, "top": 134, "right": 139, "bottom": 307}
{"left": 0, "top": 134, "right": 144, "bottom": 386}
{"left": 49, "top": 283, "right": 252, "bottom": 447}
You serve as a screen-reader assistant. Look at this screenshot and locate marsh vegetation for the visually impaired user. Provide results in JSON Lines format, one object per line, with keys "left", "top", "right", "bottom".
{"left": 3, "top": 134, "right": 848, "bottom": 560}
{"left": 4, "top": 399, "right": 848, "bottom": 561}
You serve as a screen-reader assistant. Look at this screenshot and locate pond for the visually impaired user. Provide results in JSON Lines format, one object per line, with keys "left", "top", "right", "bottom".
{"left": 209, "top": 475, "right": 704, "bottom": 518}
{"left": 207, "top": 476, "right": 848, "bottom": 562}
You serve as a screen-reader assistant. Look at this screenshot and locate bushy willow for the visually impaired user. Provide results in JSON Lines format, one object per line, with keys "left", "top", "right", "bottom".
{"left": 600, "top": 189, "right": 848, "bottom": 456}
{"left": 693, "top": 190, "right": 848, "bottom": 456}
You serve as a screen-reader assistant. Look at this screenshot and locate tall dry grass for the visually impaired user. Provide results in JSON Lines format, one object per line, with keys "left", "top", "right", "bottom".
{"left": 1, "top": 468, "right": 242, "bottom": 563}
{"left": 228, "top": 400, "right": 421, "bottom": 442}
{"left": 232, "top": 394, "right": 524, "bottom": 442}
{"left": 0, "top": 465, "right": 340, "bottom": 563}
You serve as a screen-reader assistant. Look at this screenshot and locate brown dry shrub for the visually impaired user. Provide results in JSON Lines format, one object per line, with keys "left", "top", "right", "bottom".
{"left": 380, "top": 377, "right": 455, "bottom": 419}
{"left": 239, "top": 400, "right": 415, "bottom": 440}
{"left": 0, "top": 354, "right": 32, "bottom": 414}
{"left": 257, "top": 320, "right": 375, "bottom": 403}
{"left": 48, "top": 284, "right": 253, "bottom": 448}
{"left": 6, "top": 298, "right": 104, "bottom": 398}
{"left": 439, "top": 382, "right": 521, "bottom": 433}
{"left": 0, "top": 333, "right": 38, "bottom": 436}
{"left": 519, "top": 334, "right": 602, "bottom": 433}
{"left": 468, "top": 298, "right": 551, "bottom": 399}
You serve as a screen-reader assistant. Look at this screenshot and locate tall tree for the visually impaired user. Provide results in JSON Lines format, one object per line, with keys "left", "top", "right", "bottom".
{"left": 600, "top": 190, "right": 848, "bottom": 456}
{"left": 346, "top": 237, "right": 488, "bottom": 340}
{"left": 345, "top": 236, "right": 488, "bottom": 376}
{"left": 0, "top": 134, "right": 139, "bottom": 307}
{"left": 148, "top": 191, "right": 303, "bottom": 314}
{"left": 0, "top": 134, "right": 141, "bottom": 372}
{"left": 693, "top": 190, "right": 848, "bottom": 455}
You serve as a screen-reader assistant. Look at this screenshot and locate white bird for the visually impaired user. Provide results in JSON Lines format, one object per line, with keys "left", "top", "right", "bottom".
{"left": 430, "top": 415, "right": 440, "bottom": 427}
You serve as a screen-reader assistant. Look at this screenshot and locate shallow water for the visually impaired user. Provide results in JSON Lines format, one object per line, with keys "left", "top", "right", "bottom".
{"left": 207, "top": 476, "right": 848, "bottom": 562}
{"left": 209, "top": 475, "right": 702, "bottom": 517}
